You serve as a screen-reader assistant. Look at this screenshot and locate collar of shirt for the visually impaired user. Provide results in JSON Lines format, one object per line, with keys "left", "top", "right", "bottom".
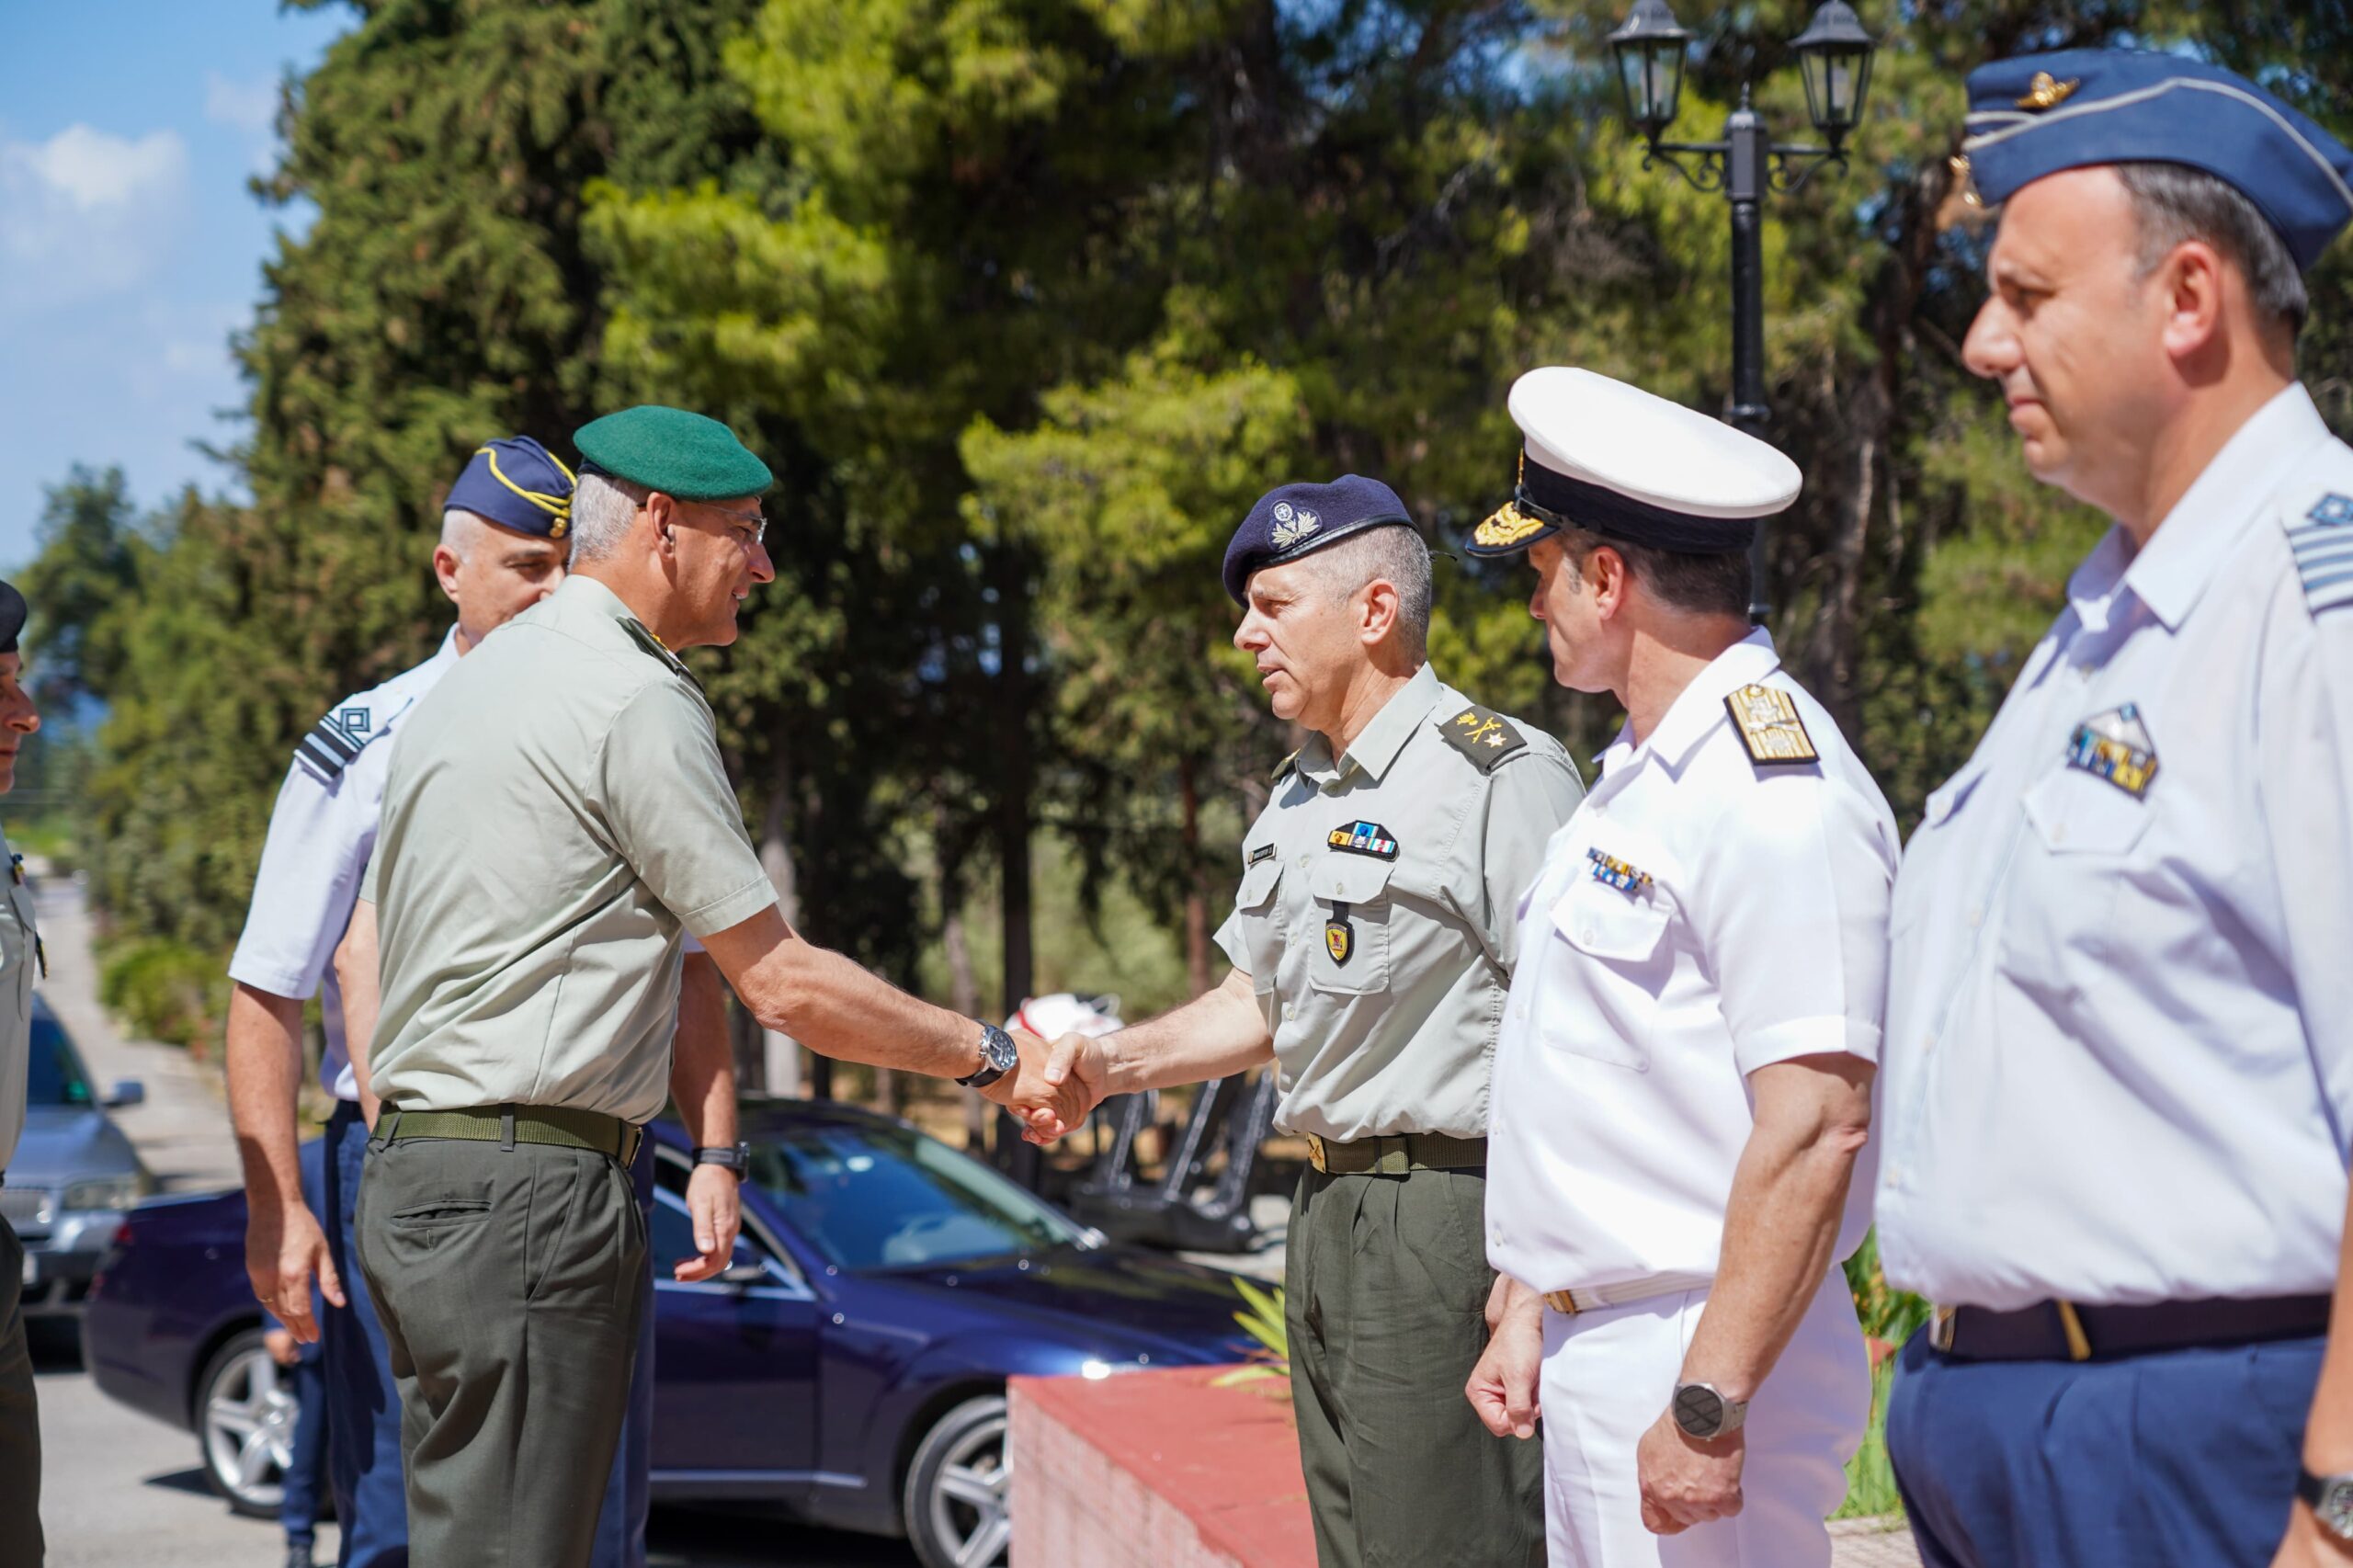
{"left": 1596, "top": 628, "right": 1782, "bottom": 783}
{"left": 425, "top": 622, "right": 461, "bottom": 671}
{"left": 1295, "top": 663, "right": 1441, "bottom": 789}
{"left": 2077, "top": 382, "right": 2332, "bottom": 633}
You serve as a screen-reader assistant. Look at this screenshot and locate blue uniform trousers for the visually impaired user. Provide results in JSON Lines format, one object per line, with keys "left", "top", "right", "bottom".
{"left": 282, "top": 1345, "right": 330, "bottom": 1556}
{"left": 325, "top": 1106, "right": 659, "bottom": 1568}
{"left": 1887, "top": 1324, "right": 2324, "bottom": 1568}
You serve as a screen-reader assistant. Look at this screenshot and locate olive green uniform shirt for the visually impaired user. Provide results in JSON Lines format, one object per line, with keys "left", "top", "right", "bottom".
{"left": 1214, "top": 665, "right": 1584, "bottom": 1142}
{"left": 360, "top": 576, "right": 778, "bottom": 1124}
{"left": 0, "top": 824, "right": 36, "bottom": 1172}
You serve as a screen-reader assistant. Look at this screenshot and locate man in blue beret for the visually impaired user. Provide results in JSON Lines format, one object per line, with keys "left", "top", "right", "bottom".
{"left": 344, "top": 406, "right": 1077, "bottom": 1568}
{"left": 1036, "top": 473, "right": 1581, "bottom": 1567}
{"left": 1878, "top": 50, "right": 2353, "bottom": 1567}
{"left": 0, "top": 578, "right": 46, "bottom": 1566}
{"left": 229, "top": 435, "right": 667, "bottom": 1568}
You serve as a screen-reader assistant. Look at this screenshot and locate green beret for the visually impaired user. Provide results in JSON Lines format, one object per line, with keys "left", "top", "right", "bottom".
{"left": 573, "top": 405, "right": 773, "bottom": 501}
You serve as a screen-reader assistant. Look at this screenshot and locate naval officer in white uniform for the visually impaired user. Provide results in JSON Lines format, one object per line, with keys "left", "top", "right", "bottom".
{"left": 1467, "top": 369, "right": 1895, "bottom": 1567}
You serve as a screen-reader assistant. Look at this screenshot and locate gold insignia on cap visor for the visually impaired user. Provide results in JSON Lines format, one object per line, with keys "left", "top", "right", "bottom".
{"left": 2016, "top": 71, "right": 2080, "bottom": 111}
{"left": 1725, "top": 683, "right": 1819, "bottom": 767}
{"left": 1473, "top": 501, "right": 1552, "bottom": 551}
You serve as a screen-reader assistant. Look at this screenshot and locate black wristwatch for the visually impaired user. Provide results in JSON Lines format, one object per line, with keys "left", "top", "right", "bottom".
{"left": 693, "top": 1142, "right": 751, "bottom": 1177}
{"left": 1670, "top": 1381, "right": 1749, "bottom": 1442}
{"left": 2300, "top": 1467, "right": 2353, "bottom": 1545}
{"left": 957, "top": 1021, "right": 1019, "bottom": 1091}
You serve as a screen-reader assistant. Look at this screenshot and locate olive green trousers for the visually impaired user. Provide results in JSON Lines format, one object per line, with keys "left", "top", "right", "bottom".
{"left": 358, "top": 1134, "right": 646, "bottom": 1568}
{"left": 0, "top": 1218, "right": 41, "bottom": 1567}
{"left": 1285, "top": 1165, "right": 1545, "bottom": 1568}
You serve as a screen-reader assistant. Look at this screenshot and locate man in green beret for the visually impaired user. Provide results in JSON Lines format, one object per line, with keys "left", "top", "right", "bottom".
{"left": 344, "top": 406, "right": 1079, "bottom": 1567}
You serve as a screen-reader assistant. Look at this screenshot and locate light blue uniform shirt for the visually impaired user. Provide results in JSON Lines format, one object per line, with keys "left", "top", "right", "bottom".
{"left": 229, "top": 629, "right": 460, "bottom": 1101}
{"left": 1878, "top": 386, "right": 2353, "bottom": 1311}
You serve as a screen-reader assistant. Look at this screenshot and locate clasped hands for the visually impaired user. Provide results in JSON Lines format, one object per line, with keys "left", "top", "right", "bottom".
{"left": 981, "top": 1029, "right": 1108, "bottom": 1145}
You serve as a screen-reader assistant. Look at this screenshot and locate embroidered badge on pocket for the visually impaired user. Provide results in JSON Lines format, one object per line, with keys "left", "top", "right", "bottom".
{"left": 2064, "top": 702, "right": 2159, "bottom": 800}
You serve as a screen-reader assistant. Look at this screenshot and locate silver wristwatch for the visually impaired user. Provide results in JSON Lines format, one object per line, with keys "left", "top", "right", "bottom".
{"left": 1670, "top": 1381, "right": 1749, "bottom": 1441}
{"left": 957, "top": 1021, "right": 1018, "bottom": 1090}
{"left": 2299, "top": 1467, "right": 2353, "bottom": 1544}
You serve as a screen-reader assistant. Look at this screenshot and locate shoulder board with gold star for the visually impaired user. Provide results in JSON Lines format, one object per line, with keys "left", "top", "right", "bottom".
{"left": 620, "top": 618, "right": 698, "bottom": 685}
{"left": 1272, "top": 748, "right": 1302, "bottom": 784}
{"left": 1724, "top": 683, "right": 1819, "bottom": 767}
{"left": 1436, "top": 703, "right": 1527, "bottom": 773}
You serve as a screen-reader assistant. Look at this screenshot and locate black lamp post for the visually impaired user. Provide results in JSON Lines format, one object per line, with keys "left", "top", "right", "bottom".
{"left": 1607, "top": 0, "right": 1878, "bottom": 621}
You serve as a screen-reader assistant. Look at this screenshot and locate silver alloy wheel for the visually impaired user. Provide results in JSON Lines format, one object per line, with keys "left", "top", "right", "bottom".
{"left": 202, "top": 1340, "right": 294, "bottom": 1514}
{"left": 924, "top": 1405, "right": 1010, "bottom": 1568}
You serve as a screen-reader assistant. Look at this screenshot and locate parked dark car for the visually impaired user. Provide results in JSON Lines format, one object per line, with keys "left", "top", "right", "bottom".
{"left": 2, "top": 994, "right": 149, "bottom": 1322}
{"left": 84, "top": 1098, "right": 1256, "bottom": 1568}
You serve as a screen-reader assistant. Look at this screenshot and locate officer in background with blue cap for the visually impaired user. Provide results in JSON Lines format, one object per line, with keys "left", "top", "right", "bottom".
{"left": 228, "top": 435, "right": 673, "bottom": 1568}
{"left": 0, "top": 580, "right": 47, "bottom": 1566}
{"left": 1878, "top": 50, "right": 2353, "bottom": 1567}
{"left": 1465, "top": 369, "right": 1896, "bottom": 1567}
{"left": 1036, "top": 474, "right": 1581, "bottom": 1567}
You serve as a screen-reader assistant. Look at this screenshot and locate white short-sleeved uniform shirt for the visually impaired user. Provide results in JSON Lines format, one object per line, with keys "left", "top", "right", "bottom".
{"left": 1487, "top": 631, "right": 1898, "bottom": 1293}
{"left": 227, "top": 629, "right": 460, "bottom": 1101}
{"left": 1878, "top": 386, "right": 2353, "bottom": 1311}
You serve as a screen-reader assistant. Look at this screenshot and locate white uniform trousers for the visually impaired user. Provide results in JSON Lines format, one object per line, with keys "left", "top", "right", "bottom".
{"left": 1537, "top": 1268, "right": 1869, "bottom": 1566}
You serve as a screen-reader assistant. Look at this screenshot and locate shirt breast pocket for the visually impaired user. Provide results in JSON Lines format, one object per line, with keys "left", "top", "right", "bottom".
{"left": 1308, "top": 855, "right": 1393, "bottom": 997}
{"left": 2000, "top": 764, "right": 2154, "bottom": 998}
{"left": 1233, "top": 859, "right": 1286, "bottom": 994}
{"left": 1547, "top": 879, "right": 1674, "bottom": 1071}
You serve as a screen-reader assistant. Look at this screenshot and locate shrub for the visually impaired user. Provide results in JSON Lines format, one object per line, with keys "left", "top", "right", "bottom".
{"left": 99, "top": 937, "right": 229, "bottom": 1056}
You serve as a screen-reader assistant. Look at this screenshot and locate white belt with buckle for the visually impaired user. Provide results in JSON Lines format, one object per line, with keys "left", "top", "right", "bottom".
{"left": 1542, "top": 1271, "right": 1715, "bottom": 1315}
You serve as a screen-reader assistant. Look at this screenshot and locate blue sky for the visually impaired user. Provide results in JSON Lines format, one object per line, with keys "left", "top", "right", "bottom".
{"left": 0, "top": 1, "right": 352, "bottom": 571}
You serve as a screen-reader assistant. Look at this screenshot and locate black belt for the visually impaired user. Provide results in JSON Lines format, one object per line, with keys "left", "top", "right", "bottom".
{"left": 1929, "top": 1294, "right": 2331, "bottom": 1363}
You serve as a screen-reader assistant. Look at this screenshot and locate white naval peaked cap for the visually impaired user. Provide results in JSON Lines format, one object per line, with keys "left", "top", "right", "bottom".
{"left": 1468, "top": 367, "right": 1803, "bottom": 557}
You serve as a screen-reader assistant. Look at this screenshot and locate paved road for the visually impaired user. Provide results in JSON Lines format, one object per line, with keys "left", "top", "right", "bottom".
{"left": 24, "top": 866, "right": 1917, "bottom": 1567}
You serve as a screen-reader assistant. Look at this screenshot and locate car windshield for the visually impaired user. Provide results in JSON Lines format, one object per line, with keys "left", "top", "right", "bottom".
{"left": 746, "top": 1118, "right": 1089, "bottom": 1272}
{"left": 25, "top": 1010, "right": 92, "bottom": 1108}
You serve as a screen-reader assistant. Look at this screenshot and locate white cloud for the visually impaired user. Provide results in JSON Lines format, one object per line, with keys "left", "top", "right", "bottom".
{"left": 0, "top": 125, "right": 189, "bottom": 306}
{"left": 203, "top": 72, "right": 278, "bottom": 137}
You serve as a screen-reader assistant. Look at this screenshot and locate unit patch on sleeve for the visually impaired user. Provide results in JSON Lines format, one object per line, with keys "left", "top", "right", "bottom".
{"left": 2065, "top": 703, "right": 2159, "bottom": 800}
{"left": 1724, "top": 684, "right": 1819, "bottom": 767}
{"left": 296, "top": 704, "right": 372, "bottom": 780}
{"left": 1438, "top": 705, "right": 1528, "bottom": 771}
{"left": 2286, "top": 492, "right": 2353, "bottom": 617}
{"left": 1326, "top": 821, "right": 1400, "bottom": 861}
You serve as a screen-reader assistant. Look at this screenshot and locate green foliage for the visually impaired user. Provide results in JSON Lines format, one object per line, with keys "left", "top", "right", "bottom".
{"left": 98, "top": 936, "right": 230, "bottom": 1055}
{"left": 1211, "top": 1277, "right": 1290, "bottom": 1387}
{"left": 1846, "top": 1227, "right": 1931, "bottom": 1346}
{"left": 1834, "top": 1353, "right": 1904, "bottom": 1521}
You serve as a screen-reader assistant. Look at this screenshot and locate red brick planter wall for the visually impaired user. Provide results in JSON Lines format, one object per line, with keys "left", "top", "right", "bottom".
{"left": 1008, "top": 1368, "right": 1316, "bottom": 1568}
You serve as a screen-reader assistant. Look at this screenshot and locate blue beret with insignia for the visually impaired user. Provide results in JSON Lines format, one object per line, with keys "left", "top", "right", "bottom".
{"left": 0, "top": 581, "right": 24, "bottom": 654}
{"left": 445, "top": 436, "right": 577, "bottom": 541}
{"left": 1222, "top": 475, "right": 1414, "bottom": 606}
{"left": 1961, "top": 50, "right": 2353, "bottom": 272}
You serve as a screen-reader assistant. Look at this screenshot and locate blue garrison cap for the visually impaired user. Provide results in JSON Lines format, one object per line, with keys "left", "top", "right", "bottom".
{"left": 1962, "top": 51, "right": 2353, "bottom": 272}
{"left": 1222, "top": 476, "right": 1413, "bottom": 606}
{"left": 445, "top": 436, "right": 577, "bottom": 540}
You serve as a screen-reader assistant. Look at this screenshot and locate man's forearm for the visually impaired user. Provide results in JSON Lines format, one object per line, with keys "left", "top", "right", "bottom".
{"left": 2302, "top": 1183, "right": 2353, "bottom": 1473}
{"left": 1099, "top": 969, "right": 1274, "bottom": 1095}
{"left": 1680, "top": 1055, "right": 1874, "bottom": 1403}
{"left": 225, "top": 983, "right": 309, "bottom": 1212}
{"left": 710, "top": 908, "right": 982, "bottom": 1080}
{"left": 332, "top": 899, "right": 382, "bottom": 1125}
{"left": 669, "top": 952, "right": 737, "bottom": 1148}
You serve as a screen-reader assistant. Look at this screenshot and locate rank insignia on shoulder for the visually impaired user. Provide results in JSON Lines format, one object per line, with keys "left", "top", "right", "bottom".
{"left": 1586, "top": 846, "right": 1653, "bottom": 895}
{"left": 296, "top": 704, "right": 373, "bottom": 780}
{"left": 2286, "top": 493, "right": 2353, "bottom": 617}
{"left": 1247, "top": 843, "right": 1277, "bottom": 866}
{"left": 1438, "top": 704, "right": 1527, "bottom": 771}
{"left": 1725, "top": 684, "right": 1818, "bottom": 767}
{"left": 1327, "top": 821, "right": 1399, "bottom": 861}
{"left": 2065, "top": 702, "right": 2159, "bottom": 800}
{"left": 1273, "top": 748, "right": 1302, "bottom": 784}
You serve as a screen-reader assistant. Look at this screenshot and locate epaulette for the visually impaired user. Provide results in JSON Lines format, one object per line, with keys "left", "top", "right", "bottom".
{"left": 1272, "top": 748, "right": 1302, "bottom": 783}
{"left": 621, "top": 618, "right": 698, "bottom": 685}
{"left": 1437, "top": 703, "right": 1528, "bottom": 772}
{"left": 295, "top": 702, "right": 376, "bottom": 780}
{"left": 1724, "top": 683, "right": 1819, "bottom": 767}
{"left": 2285, "top": 490, "right": 2353, "bottom": 619}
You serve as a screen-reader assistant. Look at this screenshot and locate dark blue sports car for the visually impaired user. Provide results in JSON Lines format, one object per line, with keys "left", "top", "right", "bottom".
{"left": 83, "top": 1099, "right": 1256, "bottom": 1568}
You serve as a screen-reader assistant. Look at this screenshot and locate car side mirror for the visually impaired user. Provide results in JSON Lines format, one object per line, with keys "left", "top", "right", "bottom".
{"left": 106, "top": 1080, "right": 145, "bottom": 1109}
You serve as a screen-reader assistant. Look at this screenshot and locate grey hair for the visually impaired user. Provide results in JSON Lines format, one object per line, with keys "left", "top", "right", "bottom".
{"left": 1304, "top": 523, "right": 1433, "bottom": 662}
{"left": 438, "top": 507, "right": 488, "bottom": 562}
{"left": 2116, "top": 162, "right": 2307, "bottom": 334}
{"left": 567, "top": 471, "right": 648, "bottom": 563}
